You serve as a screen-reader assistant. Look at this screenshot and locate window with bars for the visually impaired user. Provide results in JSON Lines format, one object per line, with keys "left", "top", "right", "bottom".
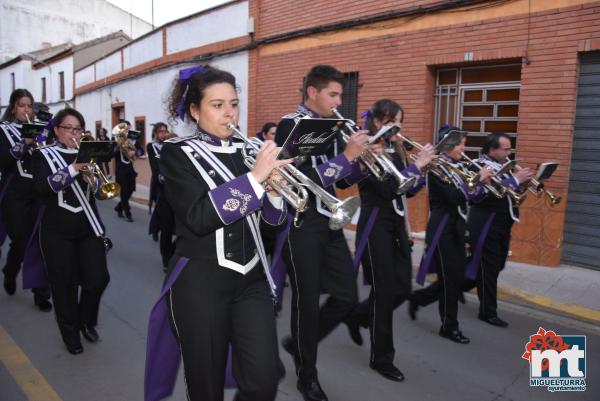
{"left": 434, "top": 64, "right": 521, "bottom": 159}
{"left": 339, "top": 72, "right": 360, "bottom": 120}
{"left": 41, "top": 77, "right": 47, "bottom": 103}
{"left": 59, "top": 71, "right": 65, "bottom": 100}
{"left": 134, "top": 117, "right": 146, "bottom": 156}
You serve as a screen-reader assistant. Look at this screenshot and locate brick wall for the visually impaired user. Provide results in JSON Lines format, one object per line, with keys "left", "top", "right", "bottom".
{"left": 249, "top": 0, "right": 600, "bottom": 266}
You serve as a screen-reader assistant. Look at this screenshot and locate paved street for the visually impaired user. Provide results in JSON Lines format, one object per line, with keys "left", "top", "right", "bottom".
{"left": 1, "top": 200, "right": 598, "bottom": 401}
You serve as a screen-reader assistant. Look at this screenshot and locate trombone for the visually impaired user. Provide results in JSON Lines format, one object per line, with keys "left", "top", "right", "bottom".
{"left": 509, "top": 158, "right": 561, "bottom": 206}
{"left": 331, "top": 108, "right": 416, "bottom": 195}
{"left": 227, "top": 123, "right": 360, "bottom": 230}
{"left": 72, "top": 134, "right": 121, "bottom": 200}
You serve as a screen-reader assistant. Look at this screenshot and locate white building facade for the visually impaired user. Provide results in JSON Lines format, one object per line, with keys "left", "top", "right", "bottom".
{"left": 0, "top": 0, "right": 152, "bottom": 63}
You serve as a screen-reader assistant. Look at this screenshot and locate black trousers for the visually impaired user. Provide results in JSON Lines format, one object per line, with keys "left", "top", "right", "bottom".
{"left": 355, "top": 209, "right": 412, "bottom": 365}
{"left": 412, "top": 221, "right": 466, "bottom": 332}
{"left": 465, "top": 211, "right": 513, "bottom": 318}
{"left": 40, "top": 219, "right": 109, "bottom": 347}
{"left": 282, "top": 212, "right": 358, "bottom": 382}
{"left": 168, "top": 258, "right": 282, "bottom": 401}
{"left": 116, "top": 174, "right": 135, "bottom": 216}
{"left": 156, "top": 195, "right": 175, "bottom": 267}
{"left": 1, "top": 190, "right": 50, "bottom": 302}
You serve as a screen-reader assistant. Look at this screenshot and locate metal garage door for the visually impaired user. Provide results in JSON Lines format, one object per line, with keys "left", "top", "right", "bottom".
{"left": 562, "top": 52, "right": 600, "bottom": 270}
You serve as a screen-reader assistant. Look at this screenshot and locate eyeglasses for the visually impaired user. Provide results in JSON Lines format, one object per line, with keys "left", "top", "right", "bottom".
{"left": 58, "top": 126, "right": 84, "bottom": 133}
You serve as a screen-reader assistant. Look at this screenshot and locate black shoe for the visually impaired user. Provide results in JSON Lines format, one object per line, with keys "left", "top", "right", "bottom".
{"left": 66, "top": 343, "right": 84, "bottom": 355}
{"left": 408, "top": 297, "right": 418, "bottom": 321}
{"left": 478, "top": 314, "right": 509, "bottom": 327}
{"left": 126, "top": 215, "right": 134, "bottom": 222}
{"left": 35, "top": 300, "right": 52, "bottom": 312}
{"left": 458, "top": 292, "right": 466, "bottom": 304}
{"left": 281, "top": 336, "right": 295, "bottom": 358}
{"left": 369, "top": 362, "right": 405, "bottom": 382}
{"left": 345, "top": 315, "right": 364, "bottom": 346}
{"left": 297, "top": 379, "right": 328, "bottom": 401}
{"left": 439, "top": 328, "right": 470, "bottom": 344}
{"left": 3, "top": 274, "right": 16, "bottom": 295}
{"left": 114, "top": 205, "right": 124, "bottom": 218}
{"left": 81, "top": 326, "right": 99, "bottom": 343}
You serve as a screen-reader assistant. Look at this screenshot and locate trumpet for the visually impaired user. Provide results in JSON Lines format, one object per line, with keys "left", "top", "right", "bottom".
{"left": 331, "top": 109, "right": 416, "bottom": 195}
{"left": 72, "top": 134, "right": 121, "bottom": 200}
{"left": 394, "top": 133, "right": 455, "bottom": 184}
{"left": 460, "top": 153, "right": 505, "bottom": 199}
{"left": 227, "top": 123, "right": 360, "bottom": 230}
{"left": 509, "top": 158, "right": 561, "bottom": 206}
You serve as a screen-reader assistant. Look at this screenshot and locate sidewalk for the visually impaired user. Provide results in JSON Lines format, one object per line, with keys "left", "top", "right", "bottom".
{"left": 344, "top": 230, "right": 600, "bottom": 325}
{"left": 129, "top": 190, "right": 600, "bottom": 325}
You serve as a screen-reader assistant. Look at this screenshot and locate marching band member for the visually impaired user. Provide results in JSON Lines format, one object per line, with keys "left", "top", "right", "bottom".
{"left": 409, "top": 127, "right": 491, "bottom": 344}
{"left": 350, "top": 99, "right": 434, "bottom": 381}
{"left": 32, "top": 108, "right": 110, "bottom": 354}
{"left": 275, "top": 64, "right": 370, "bottom": 401}
{"left": 147, "top": 122, "right": 175, "bottom": 270}
{"left": 96, "top": 127, "right": 111, "bottom": 177}
{"left": 463, "top": 133, "right": 533, "bottom": 327}
{"left": 0, "top": 89, "right": 51, "bottom": 310}
{"left": 113, "top": 121, "right": 137, "bottom": 222}
{"left": 256, "top": 122, "right": 276, "bottom": 142}
{"left": 145, "top": 65, "right": 289, "bottom": 401}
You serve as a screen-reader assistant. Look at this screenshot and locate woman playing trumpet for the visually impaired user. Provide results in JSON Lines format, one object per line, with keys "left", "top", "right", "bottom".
{"left": 31, "top": 108, "right": 111, "bottom": 354}
{"left": 347, "top": 99, "right": 435, "bottom": 381}
{"left": 0, "top": 89, "right": 52, "bottom": 310}
{"left": 145, "top": 65, "right": 290, "bottom": 401}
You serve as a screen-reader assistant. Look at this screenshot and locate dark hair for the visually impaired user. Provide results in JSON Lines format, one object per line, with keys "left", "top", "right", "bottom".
{"left": 437, "top": 125, "right": 467, "bottom": 153}
{"left": 167, "top": 65, "right": 236, "bottom": 124}
{"left": 261, "top": 122, "right": 276, "bottom": 135}
{"left": 53, "top": 108, "right": 85, "bottom": 135}
{"left": 481, "top": 132, "right": 511, "bottom": 155}
{"left": 302, "top": 65, "right": 344, "bottom": 99}
{"left": 152, "top": 122, "right": 168, "bottom": 138}
{"left": 366, "top": 99, "right": 403, "bottom": 135}
{"left": 99, "top": 127, "right": 108, "bottom": 136}
{"left": 1, "top": 89, "right": 34, "bottom": 122}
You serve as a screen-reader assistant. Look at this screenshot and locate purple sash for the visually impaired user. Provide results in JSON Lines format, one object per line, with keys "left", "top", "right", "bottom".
{"left": 416, "top": 214, "right": 449, "bottom": 286}
{"left": 22, "top": 206, "right": 48, "bottom": 289}
{"left": 144, "top": 257, "right": 237, "bottom": 401}
{"left": 353, "top": 208, "right": 379, "bottom": 273}
{"left": 465, "top": 212, "right": 496, "bottom": 280}
{"left": 0, "top": 173, "right": 15, "bottom": 252}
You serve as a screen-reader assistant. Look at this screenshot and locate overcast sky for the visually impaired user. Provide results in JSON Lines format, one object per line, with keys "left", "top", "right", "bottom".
{"left": 105, "top": 0, "right": 230, "bottom": 27}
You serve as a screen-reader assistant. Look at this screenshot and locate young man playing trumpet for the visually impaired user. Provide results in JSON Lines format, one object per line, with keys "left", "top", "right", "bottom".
{"left": 275, "top": 64, "right": 372, "bottom": 401}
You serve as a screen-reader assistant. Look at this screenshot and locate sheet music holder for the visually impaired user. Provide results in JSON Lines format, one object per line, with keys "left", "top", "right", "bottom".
{"left": 535, "top": 162, "right": 559, "bottom": 181}
{"left": 278, "top": 116, "right": 346, "bottom": 159}
{"left": 496, "top": 159, "right": 518, "bottom": 176}
{"left": 21, "top": 123, "right": 47, "bottom": 139}
{"left": 75, "top": 141, "right": 116, "bottom": 164}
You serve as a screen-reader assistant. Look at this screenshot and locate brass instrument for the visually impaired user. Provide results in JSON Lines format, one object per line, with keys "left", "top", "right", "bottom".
{"left": 72, "top": 134, "right": 121, "bottom": 200}
{"left": 394, "top": 133, "right": 454, "bottom": 184}
{"left": 509, "top": 158, "right": 561, "bottom": 206}
{"left": 227, "top": 123, "right": 360, "bottom": 230}
{"left": 460, "top": 152, "right": 505, "bottom": 199}
{"left": 331, "top": 108, "right": 416, "bottom": 195}
{"left": 112, "top": 123, "right": 137, "bottom": 162}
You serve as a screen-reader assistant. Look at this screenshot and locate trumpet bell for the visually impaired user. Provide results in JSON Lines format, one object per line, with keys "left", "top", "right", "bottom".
{"left": 328, "top": 196, "right": 360, "bottom": 231}
{"left": 98, "top": 182, "right": 121, "bottom": 200}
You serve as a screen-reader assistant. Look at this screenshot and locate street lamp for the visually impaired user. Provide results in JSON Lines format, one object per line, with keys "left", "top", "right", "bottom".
{"left": 24, "top": 52, "right": 53, "bottom": 105}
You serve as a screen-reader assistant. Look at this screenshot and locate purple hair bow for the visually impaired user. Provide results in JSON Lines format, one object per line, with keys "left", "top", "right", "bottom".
{"left": 360, "top": 109, "right": 372, "bottom": 129}
{"left": 177, "top": 66, "right": 207, "bottom": 121}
